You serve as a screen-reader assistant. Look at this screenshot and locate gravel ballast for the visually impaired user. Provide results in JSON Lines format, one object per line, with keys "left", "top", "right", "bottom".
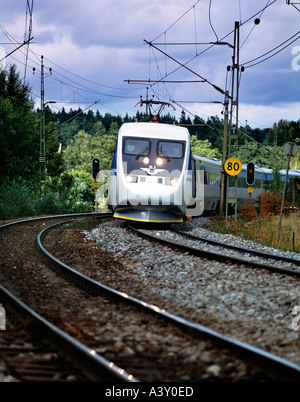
{"left": 85, "top": 217, "right": 300, "bottom": 366}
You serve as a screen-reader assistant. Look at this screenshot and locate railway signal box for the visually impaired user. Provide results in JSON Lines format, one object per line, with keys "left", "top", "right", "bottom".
{"left": 92, "top": 157, "right": 100, "bottom": 180}
{"left": 246, "top": 162, "right": 255, "bottom": 185}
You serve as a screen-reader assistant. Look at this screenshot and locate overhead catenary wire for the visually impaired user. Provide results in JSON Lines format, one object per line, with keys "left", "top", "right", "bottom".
{"left": 239, "top": 0, "right": 272, "bottom": 51}
{"left": 0, "top": 22, "right": 142, "bottom": 117}
{"left": 242, "top": 29, "right": 300, "bottom": 68}
{"left": 144, "top": 39, "right": 228, "bottom": 96}
{"left": 0, "top": 26, "right": 142, "bottom": 118}
{"left": 147, "top": 0, "right": 278, "bottom": 93}
{"left": 2, "top": 0, "right": 292, "bottom": 126}
{"left": 23, "top": 0, "right": 34, "bottom": 81}
{"left": 151, "top": 0, "right": 201, "bottom": 43}
{"left": 209, "top": 0, "right": 219, "bottom": 42}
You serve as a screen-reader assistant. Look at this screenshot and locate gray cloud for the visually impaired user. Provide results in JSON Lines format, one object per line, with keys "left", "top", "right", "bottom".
{"left": 2, "top": 0, "right": 300, "bottom": 126}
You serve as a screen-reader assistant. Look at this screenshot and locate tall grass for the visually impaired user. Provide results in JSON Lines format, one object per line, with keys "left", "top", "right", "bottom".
{"left": 264, "top": 214, "right": 299, "bottom": 252}
{"left": 208, "top": 192, "right": 299, "bottom": 253}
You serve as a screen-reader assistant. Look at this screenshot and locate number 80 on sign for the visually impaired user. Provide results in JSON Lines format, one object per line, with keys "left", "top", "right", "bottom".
{"left": 224, "top": 157, "right": 242, "bottom": 176}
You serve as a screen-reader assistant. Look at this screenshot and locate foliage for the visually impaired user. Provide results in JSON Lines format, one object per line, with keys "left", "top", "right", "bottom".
{"left": 0, "top": 178, "right": 36, "bottom": 219}
{"left": 209, "top": 191, "right": 300, "bottom": 251}
{"left": 0, "top": 65, "right": 39, "bottom": 185}
{"left": 239, "top": 191, "right": 289, "bottom": 221}
{"left": 209, "top": 192, "right": 298, "bottom": 252}
{"left": 34, "top": 187, "right": 93, "bottom": 215}
{"left": 208, "top": 211, "right": 299, "bottom": 253}
{"left": 1, "top": 63, "right": 300, "bottom": 220}
{"left": 63, "top": 128, "right": 117, "bottom": 172}
{"left": 208, "top": 216, "right": 269, "bottom": 243}
{"left": 0, "top": 178, "right": 92, "bottom": 220}
{"left": 190, "top": 136, "right": 221, "bottom": 159}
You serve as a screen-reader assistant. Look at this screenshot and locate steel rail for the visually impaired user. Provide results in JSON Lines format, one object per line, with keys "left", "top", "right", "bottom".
{"left": 173, "top": 228, "right": 300, "bottom": 266}
{"left": 37, "top": 220, "right": 300, "bottom": 381}
{"left": 0, "top": 212, "right": 137, "bottom": 382}
{"left": 0, "top": 212, "right": 113, "bottom": 231}
{"left": 0, "top": 284, "right": 137, "bottom": 382}
{"left": 128, "top": 226, "right": 300, "bottom": 277}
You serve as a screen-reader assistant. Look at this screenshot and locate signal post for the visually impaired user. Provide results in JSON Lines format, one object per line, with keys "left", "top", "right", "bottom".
{"left": 224, "top": 157, "right": 242, "bottom": 219}
{"left": 92, "top": 157, "right": 100, "bottom": 212}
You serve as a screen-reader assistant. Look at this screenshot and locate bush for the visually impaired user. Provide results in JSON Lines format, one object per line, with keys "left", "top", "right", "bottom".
{"left": 209, "top": 191, "right": 298, "bottom": 252}
{"left": 239, "top": 191, "right": 290, "bottom": 221}
{"left": 0, "top": 179, "right": 36, "bottom": 219}
{"left": 33, "top": 187, "right": 93, "bottom": 215}
{"left": 239, "top": 199, "right": 256, "bottom": 221}
{"left": 0, "top": 178, "right": 93, "bottom": 220}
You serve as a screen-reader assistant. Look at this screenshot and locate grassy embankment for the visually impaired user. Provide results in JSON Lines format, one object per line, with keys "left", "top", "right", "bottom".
{"left": 208, "top": 192, "right": 299, "bottom": 253}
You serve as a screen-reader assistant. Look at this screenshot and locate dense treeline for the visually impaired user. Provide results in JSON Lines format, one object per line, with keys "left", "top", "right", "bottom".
{"left": 0, "top": 64, "right": 299, "bottom": 219}
{"left": 50, "top": 106, "right": 300, "bottom": 169}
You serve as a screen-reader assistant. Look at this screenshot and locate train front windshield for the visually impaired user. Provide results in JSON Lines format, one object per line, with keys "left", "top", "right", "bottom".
{"left": 124, "top": 138, "right": 150, "bottom": 157}
{"left": 122, "top": 137, "right": 186, "bottom": 176}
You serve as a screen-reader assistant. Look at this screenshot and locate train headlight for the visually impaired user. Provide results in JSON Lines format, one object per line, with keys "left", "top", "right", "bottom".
{"left": 125, "top": 175, "right": 137, "bottom": 183}
{"left": 138, "top": 156, "right": 150, "bottom": 164}
{"left": 156, "top": 157, "right": 167, "bottom": 166}
{"left": 170, "top": 178, "right": 178, "bottom": 186}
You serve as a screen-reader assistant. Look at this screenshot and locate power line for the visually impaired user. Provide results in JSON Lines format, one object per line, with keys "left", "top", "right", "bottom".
{"left": 42, "top": 55, "right": 142, "bottom": 92}
{"left": 243, "top": 30, "right": 300, "bottom": 68}
{"left": 23, "top": 0, "right": 34, "bottom": 81}
{"left": 144, "top": 39, "right": 228, "bottom": 96}
{"left": 146, "top": 1, "right": 278, "bottom": 91}
{"left": 151, "top": 0, "right": 201, "bottom": 42}
{"left": 209, "top": 0, "right": 219, "bottom": 42}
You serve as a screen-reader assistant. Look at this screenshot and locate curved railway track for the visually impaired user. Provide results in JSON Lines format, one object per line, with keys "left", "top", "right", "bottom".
{"left": 0, "top": 213, "right": 136, "bottom": 382}
{"left": 174, "top": 228, "right": 300, "bottom": 267}
{"left": 20, "top": 218, "right": 300, "bottom": 380}
{"left": 127, "top": 225, "right": 300, "bottom": 277}
{"left": 1, "top": 214, "right": 299, "bottom": 382}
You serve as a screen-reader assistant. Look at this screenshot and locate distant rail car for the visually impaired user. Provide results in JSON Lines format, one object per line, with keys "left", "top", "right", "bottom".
{"left": 107, "top": 122, "right": 300, "bottom": 223}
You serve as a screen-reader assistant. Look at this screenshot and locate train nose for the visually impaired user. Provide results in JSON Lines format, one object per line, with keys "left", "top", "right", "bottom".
{"left": 113, "top": 207, "right": 183, "bottom": 223}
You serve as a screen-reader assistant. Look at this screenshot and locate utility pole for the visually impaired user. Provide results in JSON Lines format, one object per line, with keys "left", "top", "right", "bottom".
{"left": 34, "top": 55, "right": 52, "bottom": 197}
{"left": 219, "top": 90, "right": 229, "bottom": 218}
{"left": 277, "top": 142, "right": 298, "bottom": 241}
{"left": 286, "top": 0, "right": 300, "bottom": 12}
{"left": 225, "top": 21, "right": 242, "bottom": 219}
{"left": 39, "top": 55, "right": 46, "bottom": 197}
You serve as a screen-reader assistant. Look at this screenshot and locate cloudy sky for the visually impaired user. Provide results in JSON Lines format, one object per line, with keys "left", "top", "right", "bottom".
{"left": 1, "top": 0, "right": 300, "bottom": 128}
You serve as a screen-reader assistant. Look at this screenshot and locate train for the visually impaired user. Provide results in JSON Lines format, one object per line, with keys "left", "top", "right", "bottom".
{"left": 107, "top": 121, "right": 300, "bottom": 223}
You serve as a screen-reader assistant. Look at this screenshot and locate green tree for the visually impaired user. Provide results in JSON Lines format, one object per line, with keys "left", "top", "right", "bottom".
{"left": 90, "top": 121, "right": 106, "bottom": 137}
{"left": 266, "top": 119, "right": 292, "bottom": 146}
{"left": 63, "top": 129, "right": 117, "bottom": 173}
{"left": 190, "top": 136, "right": 221, "bottom": 159}
{"left": 0, "top": 65, "right": 39, "bottom": 185}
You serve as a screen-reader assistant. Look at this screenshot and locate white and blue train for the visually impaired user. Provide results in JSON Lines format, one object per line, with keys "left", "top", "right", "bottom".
{"left": 107, "top": 121, "right": 300, "bottom": 223}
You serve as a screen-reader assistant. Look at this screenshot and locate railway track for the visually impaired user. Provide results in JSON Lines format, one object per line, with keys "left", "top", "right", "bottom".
{"left": 127, "top": 225, "right": 300, "bottom": 277}
{"left": 0, "top": 283, "right": 134, "bottom": 382}
{"left": 0, "top": 308, "right": 86, "bottom": 382}
{"left": 28, "top": 218, "right": 300, "bottom": 380}
{"left": 0, "top": 213, "right": 137, "bottom": 382}
{"left": 174, "top": 228, "right": 300, "bottom": 266}
{"left": 1, "top": 214, "right": 299, "bottom": 381}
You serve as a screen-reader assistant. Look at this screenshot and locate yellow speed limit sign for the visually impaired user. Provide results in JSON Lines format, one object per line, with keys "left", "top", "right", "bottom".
{"left": 224, "top": 157, "right": 242, "bottom": 176}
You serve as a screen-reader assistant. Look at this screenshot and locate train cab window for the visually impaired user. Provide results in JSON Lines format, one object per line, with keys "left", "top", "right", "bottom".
{"left": 157, "top": 141, "right": 185, "bottom": 159}
{"left": 123, "top": 137, "right": 150, "bottom": 156}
